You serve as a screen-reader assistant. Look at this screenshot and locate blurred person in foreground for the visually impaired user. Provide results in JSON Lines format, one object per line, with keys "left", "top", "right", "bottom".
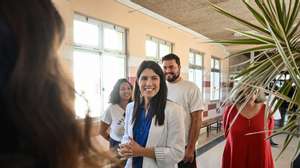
{"left": 0, "top": 0, "right": 112, "bottom": 167}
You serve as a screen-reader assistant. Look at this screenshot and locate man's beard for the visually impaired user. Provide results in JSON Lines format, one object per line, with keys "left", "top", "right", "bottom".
{"left": 165, "top": 72, "right": 180, "bottom": 82}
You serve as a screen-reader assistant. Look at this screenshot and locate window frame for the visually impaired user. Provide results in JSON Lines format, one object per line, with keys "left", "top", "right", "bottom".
{"left": 102, "top": 22, "right": 126, "bottom": 54}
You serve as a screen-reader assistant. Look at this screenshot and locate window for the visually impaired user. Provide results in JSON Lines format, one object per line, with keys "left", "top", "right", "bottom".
{"left": 145, "top": 36, "right": 172, "bottom": 61}
{"left": 73, "top": 50, "right": 101, "bottom": 118}
{"left": 74, "top": 19, "right": 99, "bottom": 47}
{"left": 103, "top": 24, "right": 124, "bottom": 52}
{"left": 73, "top": 14, "right": 126, "bottom": 118}
{"left": 210, "top": 57, "right": 221, "bottom": 100}
{"left": 188, "top": 50, "right": 203, "bottom": 97}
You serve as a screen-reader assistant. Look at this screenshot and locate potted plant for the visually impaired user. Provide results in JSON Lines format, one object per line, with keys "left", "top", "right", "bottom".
{"left": 210, "top": 0, "right": 300, "bottom": 165}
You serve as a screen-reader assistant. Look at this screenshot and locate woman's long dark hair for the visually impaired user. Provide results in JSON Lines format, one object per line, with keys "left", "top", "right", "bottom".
{"left": 109, "top": 78, "right": 132, "bottom": 105}
{"left": 132, "top": 61, "right": 167, "bottom": 126}
{"left": 0, "top": 0, "right": 111, "bottom": 167}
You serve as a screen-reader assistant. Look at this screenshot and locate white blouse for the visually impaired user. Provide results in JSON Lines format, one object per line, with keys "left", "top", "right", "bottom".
{"left": 101, "top": 104, "right": 125, "bottom": 142}
{"left": 122, "top": 101, "right": 185, "bottom": 168}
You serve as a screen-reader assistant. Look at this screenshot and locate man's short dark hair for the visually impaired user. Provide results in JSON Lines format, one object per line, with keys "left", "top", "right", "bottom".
{"left": 162, "top": 53, "right": 180, "bottom": 66}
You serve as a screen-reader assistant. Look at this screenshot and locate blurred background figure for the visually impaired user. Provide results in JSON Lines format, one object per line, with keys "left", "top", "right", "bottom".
{"left": 222, "top": 88, "right": 274, "bottom": 168}
{"left": 279, "top": 85, "right": 296, "bottom": 127}
{"left": 100, "top": 78, "right": 132, "bottom": 167}
{"left": 0, "top": 0, "right": 111, "bottom": 167}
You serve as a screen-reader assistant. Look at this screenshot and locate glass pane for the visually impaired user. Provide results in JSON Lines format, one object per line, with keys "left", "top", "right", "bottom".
{"left": 102, "top": 54, "right": 125, "bottom": 110}
{"left": 145, "top": 40, "right": 157, "bottom": 58}
{"left": 73, "top": 50, "right": 101, "bottom": 118}
{"left": 103, "top": 27, "right": 123, "bottom": 51}
{"left": 215, "top": 59, "right": 220, "bottom": 70}
{"left": 74, "top": 20, "right": 99, "bottom": 47}
{"left": 195, "top": 54, "right": 202, "bottom": 66}
{"left": 195, "top": 69, "right": 202, "bottom": 92}
{"left": 189, "top": 53, "right": 194, "bottom": 64}
{"left": 216, "top": 74, "right": 220, "bottom": 100}
{"left": 211, "top": 58, "right": 214, "bottom": 69}
{"left": 210, "top": 72, "right": 220, "bottom": 100}
{"left": 214, "top": 72, "right": 220, "bottom": 91}
{"left": 279, "top": 75, "right": 285, "bottom": 80}
{"left": 188, "top": 68, "right": 194, "bottom": 82}
{"left": 146, "top": 40, "right": 157, "bottom": 57}
{"left": 159, "top": 43, "right": 171, "bottom": 58}
{"left": 285, "top": 74, "right": 290, "bottom": 80}
{"left": 275, "top": 74, "right": 281, "bottom": 80}
{"left": 210, "top": 73, "right": 213, "bottom": 100}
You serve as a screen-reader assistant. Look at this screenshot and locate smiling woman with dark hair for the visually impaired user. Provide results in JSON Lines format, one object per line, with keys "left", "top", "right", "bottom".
{"left": 100, "top": 79, "right": 132, "bottom": 152}
{"left": 118, "top": 60, "right": 185, "bottom": 168}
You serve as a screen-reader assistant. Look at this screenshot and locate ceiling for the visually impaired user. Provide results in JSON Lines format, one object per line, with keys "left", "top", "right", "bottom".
{"left": 131, "top": 0, "right": 259, "bottom": 53}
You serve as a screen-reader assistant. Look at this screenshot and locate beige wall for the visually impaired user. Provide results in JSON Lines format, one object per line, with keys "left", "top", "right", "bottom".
{"left": 53, "top": 0, "right": 230, "bottom": 119}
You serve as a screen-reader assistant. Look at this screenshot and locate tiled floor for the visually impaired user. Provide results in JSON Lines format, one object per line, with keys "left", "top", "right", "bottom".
{"left": 196, "top": 126, "right": 223, "bottom": 149}
{"left": 196, "top": 132, "right": 300, "bottom": 168}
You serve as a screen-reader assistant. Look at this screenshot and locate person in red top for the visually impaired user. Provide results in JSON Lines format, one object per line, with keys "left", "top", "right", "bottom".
{"left": 222, "top": 88, "right": 274, "bottom": 168}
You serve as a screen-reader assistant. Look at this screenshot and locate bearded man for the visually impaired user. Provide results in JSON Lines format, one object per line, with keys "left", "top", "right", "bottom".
{"left": 162, "top": 53, "right": 204, "bottom": 168}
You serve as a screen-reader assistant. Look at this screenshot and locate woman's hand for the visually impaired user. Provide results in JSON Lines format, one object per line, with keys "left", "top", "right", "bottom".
{"left": 127, "top": 137, "right": 144, "bottom": 157}
{"left": 118, "top": 143, "right": 132, "bottom": 160}
{"left": 118, "top": 137, "right": 143, "bottom": 158}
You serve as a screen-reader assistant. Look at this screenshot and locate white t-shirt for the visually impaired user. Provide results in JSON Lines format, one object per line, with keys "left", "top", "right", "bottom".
{"left": 101, "top": 104, "right": 125, "bottom": 142}
{"left": 167, "top": 79, "right": 203, "bottom": 144}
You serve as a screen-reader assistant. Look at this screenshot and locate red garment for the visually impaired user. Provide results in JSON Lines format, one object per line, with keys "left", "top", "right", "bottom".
{"left": 222, "top": 104, "right": 274, "bottom": 168}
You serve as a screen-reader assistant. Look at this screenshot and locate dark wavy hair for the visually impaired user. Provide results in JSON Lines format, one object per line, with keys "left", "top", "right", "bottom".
{"left": 0, "top": 0, "right": 111, "bottom": 167}
{"left": 109, "top": 78, "right": 132, "bottom": 104}
{"left": 162, "top": 53, "right": 181, "bottom": 66}
{"left": 132, "top": 61, "right": 167, "bottom": 126}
